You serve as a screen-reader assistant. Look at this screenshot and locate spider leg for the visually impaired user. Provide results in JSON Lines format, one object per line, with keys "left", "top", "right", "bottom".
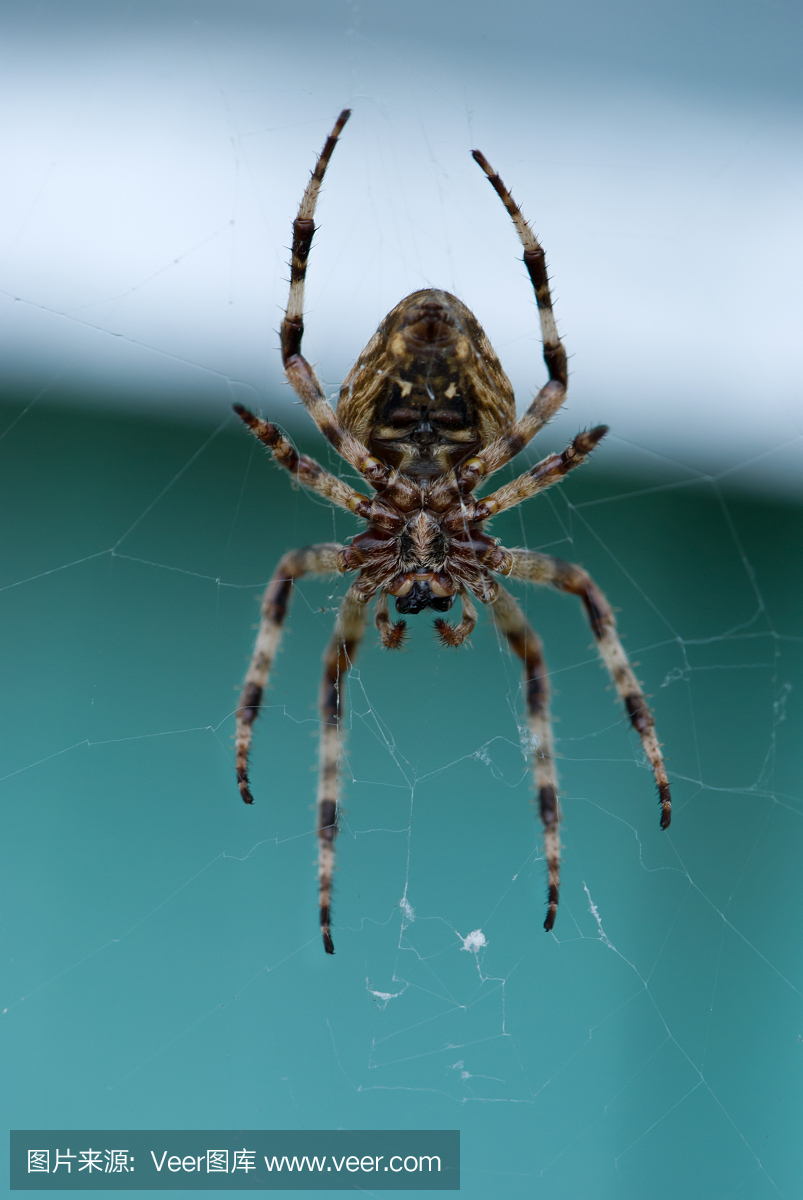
{"left": 501, "top": 549, "right": 672, "bottom": 829}
{"left": 434, "top": 588, "right": 478, "bottom": 647}
{"left": 457, "top": 149, "right": 569, "bottom": 491}
{"left": 280, "top": 110, "right": 390, "bottom": 492}
{"left": 283, "top": 109, "right": 350, "bottom": 358}
{"left": 233, "top": 404, "right": 372, "bottom": 518}
{"left": 459, "top": 380, "right": 568, "bottom": 490}
{"left": 374, "top": 591, "right": 407, "bottom": 649}
{"left": 473, "top": 426, "right": 608, "bottom": 520}
{"left": 489, "top": 586, "right": 561, "bottom": 931}
{"left": 235, "top": 544, "right": 345, "bottom": 805}
{"left": 471, "top": 149, "right": 566, "bottom": 388}
{"left": 318, "top": 584, "right": 368, "bottom": 954}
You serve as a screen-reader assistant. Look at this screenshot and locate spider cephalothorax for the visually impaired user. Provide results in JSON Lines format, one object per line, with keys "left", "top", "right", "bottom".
{"left": 233, "top": 110, "right": 671, "bottom": 955}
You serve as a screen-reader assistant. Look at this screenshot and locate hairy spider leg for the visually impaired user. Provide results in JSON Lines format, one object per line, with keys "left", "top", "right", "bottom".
{"left": 471, "top": 150, "right": 567, "bottom": 389}
{"left": 457, "top": 151, "right": 569, "bottom": 490}
{"left": 473, "top": 425, "right": 609, "bottom": 521}
{"left": 503, "top": 549, "right": 672, "bottom": 829}
{"left": 318, "top": 585, "right": 368, "bottom": 954}
{"left": 490, "top": 586, "right": 561, "bottom": 929}
{"left": 232, "top": 404, "right": 373, "bottom": 518}
{"left": 235, "top": 544, "right": 345, "bottom": 805}
{"left": 279, "top": 109, "right": 390, "bottom": 492}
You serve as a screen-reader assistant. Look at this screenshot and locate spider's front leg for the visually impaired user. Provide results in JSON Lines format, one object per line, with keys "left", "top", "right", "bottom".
{"left": 490, "top": 586, "right": 561, "bottom": 931}
{"left": 502, "top": 548, "right": 672, "bottom": 830}
{"left": 318, "top": 585, "right": 368, "bottom": 954}
{"left": 235, "top": 544, "right": 345, "bottom": 804}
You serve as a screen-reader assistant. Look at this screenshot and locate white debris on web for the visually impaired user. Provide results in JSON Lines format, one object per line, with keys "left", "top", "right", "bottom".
{"left": 399, "top": 895, "right": 415, "bottom": 925}
{"left": 471, "top": 744, "right": 492, "bottom": 766}
{"left": 583, "top": 882, "right": 615, "bottom": 952}
{"left": 459, "top": 928, "right": 487, "bottom": 954}
{"left": 365, "top": 978, "right": 407, "bottom": 1010}
{"left": 518, "top": 723, "right": 539, "bottom": 757}
{"left": 661, "top": 664, "right": 691, "bottom": 687}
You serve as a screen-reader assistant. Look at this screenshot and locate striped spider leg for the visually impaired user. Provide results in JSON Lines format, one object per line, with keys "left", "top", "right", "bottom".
{"left": 488, "top": 546, "right": 672, "bottom": 931}
{"left": 316, "top": 586, "right": 368, "bottom": 954}
{"left": 489, "top": 585, "right": 561, "bottom": 930}
{"left": 466, "top": 149, "right": 670, "bottom": 926}
{"left": 279, "top": 108, "right": 390, "bottom": 496}
{"left": 455, "top": 148, "right": 570, "bottom": 492}
{"left": 500, "top": 549, "right": 672, "bottom": 832}
{"left": 235, "top": 543, "right": 368, "bottom": 955}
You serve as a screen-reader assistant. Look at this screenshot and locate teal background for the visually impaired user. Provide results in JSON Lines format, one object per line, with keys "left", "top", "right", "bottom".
{"left": 1, "top": 401, "right": 801, "bottom": 1197}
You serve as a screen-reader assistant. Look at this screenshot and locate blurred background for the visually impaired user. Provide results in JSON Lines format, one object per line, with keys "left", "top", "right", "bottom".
{"left": 1, "top": 1, "right": 801, "bottom": 1197}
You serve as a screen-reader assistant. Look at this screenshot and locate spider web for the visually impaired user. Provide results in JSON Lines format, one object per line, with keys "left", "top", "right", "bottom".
{"left": 1, "top": 4, "right": 801, "bottom": 1199}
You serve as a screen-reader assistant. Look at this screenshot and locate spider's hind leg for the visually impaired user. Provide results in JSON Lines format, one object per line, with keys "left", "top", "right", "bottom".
{"left": 471, "top": 148, "right": 567, "bottom": 389}
{"left": 279, "top": 110, "right": 391, "bottom": 491}
{"left": 490, "top": 586, "right": 561, "bottom": 932}
{"left": 455, "top": 147, "right": 569, "bottom": 490}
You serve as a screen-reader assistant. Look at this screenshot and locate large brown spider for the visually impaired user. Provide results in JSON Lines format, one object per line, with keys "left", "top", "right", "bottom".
{"left": 233, "top": 110, "right": 671, "bottom": 955}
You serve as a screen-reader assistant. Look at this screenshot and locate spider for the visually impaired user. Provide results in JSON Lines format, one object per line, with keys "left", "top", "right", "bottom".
{"left": 233, "top": 110, "right": 671, "bottom": 955}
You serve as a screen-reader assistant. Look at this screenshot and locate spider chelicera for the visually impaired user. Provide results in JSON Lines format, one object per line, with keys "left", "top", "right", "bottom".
{"left": 233, "top": 110, "right": 671, "bottom": 954}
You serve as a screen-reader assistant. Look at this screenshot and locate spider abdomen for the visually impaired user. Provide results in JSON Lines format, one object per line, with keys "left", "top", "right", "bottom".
{"left": 338, "top": 289, "right": 517, "bottom": 478}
